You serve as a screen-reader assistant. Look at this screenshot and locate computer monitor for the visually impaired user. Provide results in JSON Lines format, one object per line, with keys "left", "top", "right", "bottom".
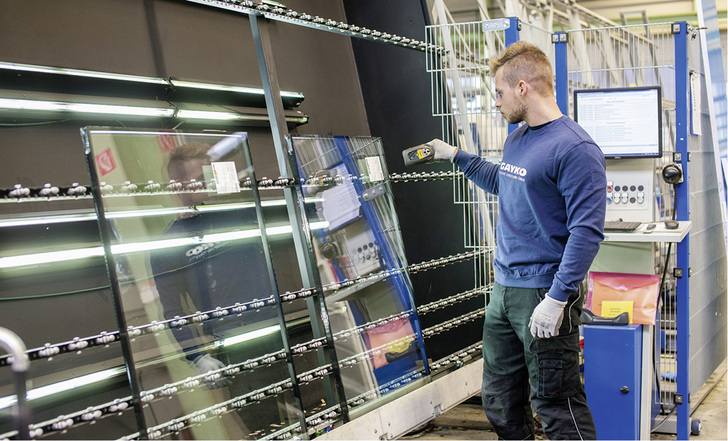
{"left": 573, "top": 86, "right": 662, "bottom": 159}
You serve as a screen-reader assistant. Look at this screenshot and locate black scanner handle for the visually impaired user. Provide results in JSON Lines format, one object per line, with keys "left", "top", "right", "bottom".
{"left": 581, "top": 309, "right": 630, "bottom": 326}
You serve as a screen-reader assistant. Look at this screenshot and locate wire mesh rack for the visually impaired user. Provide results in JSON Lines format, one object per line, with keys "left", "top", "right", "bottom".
{"left": 425, "top": 19, "right": 555, "bottom": 303}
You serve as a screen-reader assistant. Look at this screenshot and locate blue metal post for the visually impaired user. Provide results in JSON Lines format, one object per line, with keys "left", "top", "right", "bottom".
{"left": 504, "top": 17, "right": 520, "bottom": 53}
{"left": 673, "top": 21, "right": 691, "bottom": 440}
{"left": 505, "top": 17, "right": 520, "bottom": 134}
{"left": 553, "top": 32, "right": 569, "bottom": 116}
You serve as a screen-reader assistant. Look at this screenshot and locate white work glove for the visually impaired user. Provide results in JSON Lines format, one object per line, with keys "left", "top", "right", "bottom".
{"left": 194, "top": 354, "right": 230, "bottom": 389}
{"left": 426, "top": 139, "right": 458, "bottom": 162}
{"left": 529, "top": 295, "right": 567, "bottom": 338}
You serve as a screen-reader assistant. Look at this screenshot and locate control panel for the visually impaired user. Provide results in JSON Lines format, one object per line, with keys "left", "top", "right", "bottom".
{"left": 604, "top": 159, "right": 655, "bottom": 223}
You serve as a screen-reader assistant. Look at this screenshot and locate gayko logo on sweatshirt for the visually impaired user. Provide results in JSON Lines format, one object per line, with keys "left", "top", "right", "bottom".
{"left": 499, "top": 162, "right": 527, "bottom": 181}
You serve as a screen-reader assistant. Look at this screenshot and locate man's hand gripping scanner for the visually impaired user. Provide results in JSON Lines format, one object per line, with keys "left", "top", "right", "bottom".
{"left": 402, "top": 139, "right": 457, "bottom": 166}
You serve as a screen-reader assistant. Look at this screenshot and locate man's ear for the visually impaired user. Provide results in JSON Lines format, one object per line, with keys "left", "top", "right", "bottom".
{"left": 518, "top": 80, "right": 527, "bottom": 96}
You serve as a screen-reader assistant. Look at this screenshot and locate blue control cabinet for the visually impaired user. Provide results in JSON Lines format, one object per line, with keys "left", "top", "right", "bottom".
{"left": 583, "top": 324, "right": 642, "bottom": 440}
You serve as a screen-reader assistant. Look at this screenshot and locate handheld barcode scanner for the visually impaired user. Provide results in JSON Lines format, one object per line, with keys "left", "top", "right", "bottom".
{"left": 402, "top": 144, "right": 435, "bottom": 166}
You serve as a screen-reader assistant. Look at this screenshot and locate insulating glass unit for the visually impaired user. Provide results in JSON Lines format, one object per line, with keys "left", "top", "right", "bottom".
{"left": 82, "top": 128, "right": 304, "bottom": 440}
{"left": 287, "top": 135, "right": 429, "bottom": 414}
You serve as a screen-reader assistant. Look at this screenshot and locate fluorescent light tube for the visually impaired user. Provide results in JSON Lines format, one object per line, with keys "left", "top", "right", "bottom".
{"left": 0, "top": 214, "right": 98, "bottom": 228}
{"left": 218, "top": 324, "right": 281, "bottom": 347}
{"left": 68, "top": 103, "right": 174, "bottom": 117}
{"left": 170, "top": 79, "right": 304, "bottom": 99}
{"left": 110, "top": 237, "right": 199, "bottom": 255}
{"left": 0, "top": 367, "right": 126, "bottom": 410}
{"left": 175, "top": 109, "right": 307, "bottom": 124}
{"left": 0, "top": 98, "right": 307, "bottom": 123}
{"left": 0, "top": 62, "right": 305, "bottom": 100}
{"left": 0, "top": 98, "right": 174, "bottom": 117}
{"left": 0, "top": 200, "right": 324, "bottom": 228}
{"left": 0, "top": 61, "right": 168, "bottom": 85}
{"left": 0, "top": 247, "right": 105, "bottom": 268}
{"left": 0, "top": 221, "right": 328, "bottom": 268}
{"left": 176, "top": 109, "right": 260, "bottom": 121}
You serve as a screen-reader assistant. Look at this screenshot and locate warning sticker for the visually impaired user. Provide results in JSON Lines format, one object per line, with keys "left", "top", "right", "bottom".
{"left": 96, "top": 149, "right": 117, "bottom": 177}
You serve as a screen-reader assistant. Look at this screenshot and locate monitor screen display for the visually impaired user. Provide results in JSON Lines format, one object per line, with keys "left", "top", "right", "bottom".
{"left": 573, "top": 86, "right": 662, "bottom": 159}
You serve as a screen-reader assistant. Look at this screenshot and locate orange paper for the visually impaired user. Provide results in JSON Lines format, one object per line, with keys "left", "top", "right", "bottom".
{"left": 365, "top": 317, "right": 415, "bottom": 368}
{"left": 587, "top": 272, "right": 660, "bottom": 325}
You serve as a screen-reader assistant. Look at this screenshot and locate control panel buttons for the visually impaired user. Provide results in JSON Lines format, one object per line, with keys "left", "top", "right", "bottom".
{"left": 606, "top": 182, "right": 649, "bottom": 207}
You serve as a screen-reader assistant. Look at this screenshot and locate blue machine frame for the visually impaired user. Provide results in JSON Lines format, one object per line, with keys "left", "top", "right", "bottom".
{"left": 554, "top": 21, "right": 693, "bottom": 439}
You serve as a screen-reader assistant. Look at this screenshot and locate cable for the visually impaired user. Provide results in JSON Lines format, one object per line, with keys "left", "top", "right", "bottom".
{"left": 652, "top": 182, "right": 678, "bottom": 415}
{"left": 0, "top": 285, "right": 111, "bottom": 301}
{"left": 658, "top": 183, "right": 678, "bottom": 296}
{"left": 0, "top": 119, "right": 71, "bottom": 127}
{"left": 651, "top": 403, "right": 677, "bottom": 433}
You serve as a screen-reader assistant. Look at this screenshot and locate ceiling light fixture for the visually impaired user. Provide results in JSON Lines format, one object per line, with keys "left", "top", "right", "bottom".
{"left": 0, "top": 98, "right": 175, "bottom": 117}
{"left": 0, "top": 96, "right": 308, "bottom": 124}
{"left": 0, "top": 61, "right": 304, "bottom": 101}
{"left": 0, "top": 61, "right": 167, "bottom": 85}
{"left": 170, "top": 79, "right": 304, "bottom": 99}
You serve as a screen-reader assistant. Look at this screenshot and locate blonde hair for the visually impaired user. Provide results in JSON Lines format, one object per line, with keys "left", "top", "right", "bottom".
{"left": 489, "top": 41, "right": 553, "bottom": 97}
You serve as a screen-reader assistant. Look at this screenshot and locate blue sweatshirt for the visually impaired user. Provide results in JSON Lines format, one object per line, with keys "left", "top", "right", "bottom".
{"left": 453, "top": 116, "right": 606, "bottom": 302}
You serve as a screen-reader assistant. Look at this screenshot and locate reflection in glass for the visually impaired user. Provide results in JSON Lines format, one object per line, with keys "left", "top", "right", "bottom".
{"left": 288, "top": 135, "right": 429, "bottom": 415}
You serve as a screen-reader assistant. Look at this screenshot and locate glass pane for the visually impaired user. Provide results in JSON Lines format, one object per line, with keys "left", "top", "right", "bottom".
{"left": 82, "top": 128, "right": 303, "bottom": 440}
{"left": 287, "top": 135, "right": 429, "bottom": 416}
{"left": 253, "top": 181, "right": 345, "bottom": 437}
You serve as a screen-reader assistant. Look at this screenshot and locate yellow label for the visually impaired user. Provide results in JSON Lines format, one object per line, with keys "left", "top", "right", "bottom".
{"left": 417, "top": 149, "right": 426, "bottom": 159}
{"left": 602, "top": 300, "right": 633, "bottom": 323}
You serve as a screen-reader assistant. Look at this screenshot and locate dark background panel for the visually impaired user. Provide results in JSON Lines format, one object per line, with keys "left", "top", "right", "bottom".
{"left": 0, "top": 1, "right": 156, "bottom": 75}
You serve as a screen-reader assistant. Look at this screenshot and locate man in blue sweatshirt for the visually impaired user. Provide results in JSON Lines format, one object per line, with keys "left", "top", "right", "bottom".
{"left": 428, "top": 41, "right": 605, "bottom": 439}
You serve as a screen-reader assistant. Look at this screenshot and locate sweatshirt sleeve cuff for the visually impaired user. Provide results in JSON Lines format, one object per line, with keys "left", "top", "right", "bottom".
{"left": 453, "top": 148, "right": 469, "bottom": 166}
{"left": 547, "top": 280, "right": 571, "bottom": 303}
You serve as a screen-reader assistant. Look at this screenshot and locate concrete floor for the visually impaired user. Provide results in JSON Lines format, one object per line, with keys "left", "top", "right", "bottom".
{"left": 401, "top": 368, "right": 726, "bottom": 440}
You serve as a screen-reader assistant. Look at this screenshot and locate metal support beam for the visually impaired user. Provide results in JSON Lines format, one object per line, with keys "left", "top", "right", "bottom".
{"left": 505, "top": 17, "right": 520, "bottom": 134}
{"left": 553, "top": 32, "right": 569, "bottom": 116}
{"left": 249, "top": 13, "right": 350, "bottom": 429}
{"left": 673, "top": 20, "right": 691, "bottom": 441}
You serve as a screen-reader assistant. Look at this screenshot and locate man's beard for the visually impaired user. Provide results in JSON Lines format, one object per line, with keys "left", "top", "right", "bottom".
{"left": 504, "top": 102, "right": 526, "bottom": 125}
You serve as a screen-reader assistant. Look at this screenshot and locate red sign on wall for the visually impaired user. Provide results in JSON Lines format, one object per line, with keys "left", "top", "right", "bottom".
{"left": 96, "top": 149, "right": 117, "bottom": 177}
{"left": 158, "top": 132, "right": 178, "bottom": 153}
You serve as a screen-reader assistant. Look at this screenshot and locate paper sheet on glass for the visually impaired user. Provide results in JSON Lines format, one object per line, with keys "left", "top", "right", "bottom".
{"left": 211, "top": 161, "right": 241, "bottom": 194}
{"left": 321, "top": 163, "right": 361, "bottom": 231}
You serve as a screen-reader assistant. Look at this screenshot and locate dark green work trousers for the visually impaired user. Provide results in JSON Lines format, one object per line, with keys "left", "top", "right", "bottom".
{"left": 481, "top": 282, "right": 597, "bottom": 440}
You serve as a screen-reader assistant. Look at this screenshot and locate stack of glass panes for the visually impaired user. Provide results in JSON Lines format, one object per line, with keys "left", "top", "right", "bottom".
{"left": 54, "top": 129, "right": 431, "bottom": 440}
